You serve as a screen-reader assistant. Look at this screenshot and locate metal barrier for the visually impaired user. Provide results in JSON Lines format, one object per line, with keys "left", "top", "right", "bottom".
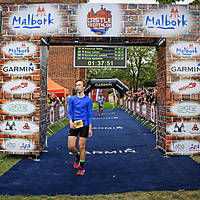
{"left": 120, "top": 99, "right": 157, "bottom": 131}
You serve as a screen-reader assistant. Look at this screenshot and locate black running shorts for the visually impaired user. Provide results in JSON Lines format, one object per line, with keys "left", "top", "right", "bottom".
{"left": 68, "top": 126, "right": 89, "bottom": 138}
{"left": 99, "top": 103, "right": 103, "bottom": 108}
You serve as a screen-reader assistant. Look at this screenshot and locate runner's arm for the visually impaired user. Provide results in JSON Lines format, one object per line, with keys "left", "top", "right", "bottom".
{"left": 67, "top": 98, "right": 76, "bottom": 129}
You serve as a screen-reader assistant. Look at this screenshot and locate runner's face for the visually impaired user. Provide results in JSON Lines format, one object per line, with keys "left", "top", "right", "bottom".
{"left": 76, "top": 81, "right": 85, "bottom": 93}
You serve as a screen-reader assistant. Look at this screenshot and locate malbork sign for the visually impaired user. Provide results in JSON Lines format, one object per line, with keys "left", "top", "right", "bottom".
{"left": 144, "top": 7, "right": 192, "bottom": 36}
{"left": 9, "top": 4, "right": 62, "bottom": 35}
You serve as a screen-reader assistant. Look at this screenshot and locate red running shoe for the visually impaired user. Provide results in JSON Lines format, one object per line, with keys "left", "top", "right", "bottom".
{"left": 74, "top": 157, "right": 80, "bottom": 169}
{"left": 77, "top": 167, "right": 85, "bottom": 175}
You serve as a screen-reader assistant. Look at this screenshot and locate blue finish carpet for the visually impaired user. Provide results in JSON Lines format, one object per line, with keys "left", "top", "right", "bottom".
{"left": 0, "top": 108, "right": 200, "bottom": 195}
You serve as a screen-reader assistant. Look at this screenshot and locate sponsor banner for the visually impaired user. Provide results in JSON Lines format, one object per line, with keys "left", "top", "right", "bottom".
{"left": 136, "top": 103, "right": 140, "bottom": 113}
{"left": 50, "top": 107, "right": 54, "bottom": 124}
{"left": 3, "top": 42, "right": 36, "bottom": 57}
{"left": 170, "top": 42, "right": 200, "bottom": 57}
{"left": 119, "top": 99, "right": 123, "bottom": 106}
{"left": 3, "top": 80, "right": 36, "bottom": 94}
{"left": 2, "top": 100, "right": 36, "bottom": 115}
{"left": 9, "top": 4, "right": 62, "bottom": 35}
{"left": 142, "top": 104, "right": 147, "bottom": 116}
{"left": 0, "top": 120, "right": 39, "bottom": 135}
{"left": 2, "top": 139, "right": 35, "bottom": 153}
{"left": 150, "top": 105, "right": 155, "bottom": 122}
{"left": 77, "top": 4, "right": 122, "bottom": 37}
{"left": 167, "top": 122, "right": 200, "bottom": 136}
{"left": 143, "top": 7, "right": 192, "bottom": 36}
{"left": 170, "top": 102, "right": 200, "bottom": 117}
{"left": 170, "top": 61, "right": 200, "bottom": 76}
{"left": 132, "top": 102, "right": 135, "bottom": 112}
{"left": 171, "top": 80, "right": 200, "bottom": 95}
{"left": 59, "top": 106, "right": 65, "bottom": 119}
{"left": 2, "top": 61, "right": 37, "bottom": 76}
{"left": 170, "top": 140, "right": 200, "bottom": 154}
{"left": 128, "top": 101, "right": 131, "bottom": 110}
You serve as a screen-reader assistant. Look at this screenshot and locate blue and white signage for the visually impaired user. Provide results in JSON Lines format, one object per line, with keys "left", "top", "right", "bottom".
{"left": 2, "top": 100, "right": 36, "bottom": 115}
{"left": 2, "top": 139, "right": 35, "bottom": 153}
{"left": 50, "top": 107, "right": 54, "bottom": 124}
{"left": 136, "top": 102, "right": 140, "bottom": 113}
{"left": 142, "top": 104, "right": 147, "bottom": 116}
{"left": 170, "top": 140, "right": 200, "bottom": 154}
{"left": 0, "top": 120, "right": 39, "bottom": 135}
{"left": 3, "top": 80, "right": 36, "bottom": 94}
{"left": 132, "top": 102, "right": 135, "bottom": 112}
{"left": 151, "top": 105, "right": 155, "bottom": 122}
{"left": 170, "top": 61, "right": 200, "bottom": 76}
{"left": 170, "top": 42, "right": 200, "bottom": 57}
{"left": 171, "top": 80, "right": 200, "bottom": 95}
{"left": 170, "top": 102, "right": 200, "bottom": 117}
{"left": 2, "top": 61, "right": 37, "bottom": 76}
{"left": 9, "top": 4, "right": 62, "bottom": 35}
{"left": 3, "top": 42, "right": 36, "bottom": 57}
{"left": 143, "top": 7, "right": 192, "bottom": 36}
{"left": 77, "top": 4, "right": 122, "bottom": 37}
{"left": 167, "top": 122, "right": 200, "bottom": 136}
{"left": 59, "top": 106, "right": 65, "bottom": 119}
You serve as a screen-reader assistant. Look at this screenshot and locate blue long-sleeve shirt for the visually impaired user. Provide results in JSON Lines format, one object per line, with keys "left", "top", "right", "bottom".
{"left": 67, "top": 94, "right": 93, "bottom": 126}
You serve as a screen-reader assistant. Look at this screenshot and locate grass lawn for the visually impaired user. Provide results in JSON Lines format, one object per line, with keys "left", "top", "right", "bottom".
{"left": 0, "top": 103, "right": 200, "bottom": 199}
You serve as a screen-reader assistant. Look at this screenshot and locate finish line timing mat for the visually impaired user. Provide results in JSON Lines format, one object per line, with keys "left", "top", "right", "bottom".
{"left": 0, "top": 109, "right": 200, "bottom": 195}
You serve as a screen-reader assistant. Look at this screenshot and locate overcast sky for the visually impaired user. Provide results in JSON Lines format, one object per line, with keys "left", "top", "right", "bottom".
{"left": 89, "top": 0, "right": 193, "bottom": 4}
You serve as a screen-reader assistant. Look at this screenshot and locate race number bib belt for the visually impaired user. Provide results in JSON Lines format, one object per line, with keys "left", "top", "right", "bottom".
{"left": 74, "top": 120, "right": 83, "bottom": 128}
{"left": 100, "top": 104, "right": 103, "bottom": 106}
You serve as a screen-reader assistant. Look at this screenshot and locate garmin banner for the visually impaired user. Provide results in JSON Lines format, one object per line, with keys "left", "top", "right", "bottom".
{"left": 85, "top": 79, "right": 128, "bottom": 98}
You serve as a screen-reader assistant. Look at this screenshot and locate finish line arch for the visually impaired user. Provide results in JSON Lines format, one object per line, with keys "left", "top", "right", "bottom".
{"left": 0, "top": 1, "right": 199, "bottom": 156}
{"left": 85, "top": 79, "right": 129, "bottom": 98}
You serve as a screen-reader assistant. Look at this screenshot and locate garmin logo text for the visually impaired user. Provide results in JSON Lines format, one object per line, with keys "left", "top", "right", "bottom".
{"left": 95, "top": 83, "right": 112, "bottom": 87}
{"left": 170, "top": 61, "right": 200, "bottom": 76}
{"left": 2, "top": 61, "right": 36, "bottom": 76}
{"left": 70, "top": 148, "right": 136, "bottom": 155}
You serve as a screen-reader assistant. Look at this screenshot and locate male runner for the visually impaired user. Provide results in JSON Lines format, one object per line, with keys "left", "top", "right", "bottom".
{"left": 67, "top": 79, "right": 93, "bottom": 175}
{"left": 98, "top": 93, "right": 104, "bottom": 116}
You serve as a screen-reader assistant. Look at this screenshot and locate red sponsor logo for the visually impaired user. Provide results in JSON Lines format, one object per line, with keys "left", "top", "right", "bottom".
{"left": 10, "top": 82, "right": 28, "bottom": 92}
{"left": 178, "top": 82, "right": 196, "bottom": 92}
{"left": 170, "top": 8, "right": 180, "bottom": 18}
{"left": 87, "top": 5, "right": 112, "bottom": 35}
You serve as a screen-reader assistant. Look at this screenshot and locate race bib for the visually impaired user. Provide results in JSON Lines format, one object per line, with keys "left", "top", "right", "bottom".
{"left": 74, "top": 120, "right": 83, "bottom": 128}
{"left": 100, "top": 104, "right": 103, "bottom": 106}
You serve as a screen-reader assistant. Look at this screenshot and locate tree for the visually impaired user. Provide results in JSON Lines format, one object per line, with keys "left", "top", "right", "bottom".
{"left": 156, "top": 0, "right": 199, "bottom": 4}
{"left": 126, "top": 46, "right": 157, "bottom": 91}
{"left": 87, "top": 46, "right": 157, "bottom": 92}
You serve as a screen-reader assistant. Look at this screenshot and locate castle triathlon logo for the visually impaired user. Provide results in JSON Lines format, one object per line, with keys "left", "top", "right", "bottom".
{"left": 144, "top": 7, "right": 192, "bottom": 35}
{"left": 9, "top": 4, "right": 62, "bottom": 34}
{"left": 87, "top": 5, "right": 112, "bottom": 35}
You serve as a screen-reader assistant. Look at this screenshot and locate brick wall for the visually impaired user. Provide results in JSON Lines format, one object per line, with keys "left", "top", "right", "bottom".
{"left": 48, "top": 46, "right": 86, "bottom": 96}
{"left": 0, "top": 3, "right": 199, "bottom": 155}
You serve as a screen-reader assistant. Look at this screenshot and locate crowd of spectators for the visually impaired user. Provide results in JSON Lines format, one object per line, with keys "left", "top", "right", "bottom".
{"left": 124, "top": 87, "right": 157, "bottom": 105}
{"left": 47, "top": 93, "right": 67, "bottom": 107}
